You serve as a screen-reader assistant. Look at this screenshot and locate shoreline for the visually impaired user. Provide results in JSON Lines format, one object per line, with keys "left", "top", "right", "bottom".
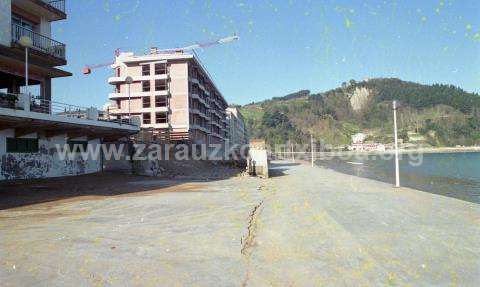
{"left": 286, "top": 146, "right": 480, "bottom": 157}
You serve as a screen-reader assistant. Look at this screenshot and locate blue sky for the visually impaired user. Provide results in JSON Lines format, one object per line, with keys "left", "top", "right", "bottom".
{"left": 52, "top": 0, "right": 480, "bottom": 107}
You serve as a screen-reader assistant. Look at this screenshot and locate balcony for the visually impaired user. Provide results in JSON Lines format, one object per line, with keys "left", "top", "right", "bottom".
{"left": 12, "top": 0, "right": 66, "bottom": 21}
{"left": 108, "top": 74, "right": 168, "bottom": 85}
{"left": 11, "top": 23, "right": 66, "bottom": 60}
{"left": 109, "top": 90, "right": 169, "bottom": 99}
{"left": 41, "top": 0, "right": 65, "bottom": 13}
{"left": 0, "top": 92, "right": 138, "bottom": 128}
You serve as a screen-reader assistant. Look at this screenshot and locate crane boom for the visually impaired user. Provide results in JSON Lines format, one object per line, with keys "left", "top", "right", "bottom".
{"left": 154, "top": 34, "right": 239, "bottom": 54}
{"left": 83, "top": 35, "right": 238, "bottom": 74}
{"left": 82, "top": 62, "right": 114, "bottom": 74}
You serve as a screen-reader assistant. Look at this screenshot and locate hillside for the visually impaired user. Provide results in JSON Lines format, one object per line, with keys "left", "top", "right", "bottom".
{"left": 241, "top": 78, "right": 480, "bottom": 147}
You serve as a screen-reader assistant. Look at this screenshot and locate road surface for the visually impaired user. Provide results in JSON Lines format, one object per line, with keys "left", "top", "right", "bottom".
{"left": 1, "top": 161, "right": 479, "bottom": 286}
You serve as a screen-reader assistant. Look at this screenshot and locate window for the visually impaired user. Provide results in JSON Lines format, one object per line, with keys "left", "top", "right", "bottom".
{"left": 115, "top": 84, "right": 120, "bottom": 93}
{"left": 6, "top": 138, "right": 38, "bottom": 153}
{"left": 155, "top": 79, "right": 167, "bottom": 91}
{"left": 143, "top": 96, "right": 151, "bottom": 108}
{"left": 190, "top": 84, "right": 199, "bottom": 94}
{"left": 142, "top": 64, "right": 150, "bottom": 76}
{"left": 12, "top": 14, "right": 35, "bottom": 31}
{"left": 67, "top": 140, "right": 88, "bottom": 153}
{"left": 156, "top": 112, "right": 168, "bottom": 124}
{"left": 155, "top": 63, "right": 167, "bottom": 75}
{"left": 142, "top": 81, "right": 150, "bottom": 92}
{"left": 143, "top": 113, "right": 151, "bottom": 124}
{"left": 155, "top": 96, "right": 167, "bottom": 107}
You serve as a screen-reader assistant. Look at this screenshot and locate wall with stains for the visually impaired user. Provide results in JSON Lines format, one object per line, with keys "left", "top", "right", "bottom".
{"left": 0, "top": 129, "right": 101, "bottom": 181}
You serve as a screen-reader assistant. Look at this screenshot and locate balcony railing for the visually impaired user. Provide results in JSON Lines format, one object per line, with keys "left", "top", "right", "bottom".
{"left": 11, "top": 23, "right": 66, "bottom": 60}
{"left": 0, "top": 93, "right": 137, "bottom": 127}
{"left": 0, "top": 92, "right": 18, "bottom": 109}
{"left": 42, "top": 0, "right": 65, "bottom": 13}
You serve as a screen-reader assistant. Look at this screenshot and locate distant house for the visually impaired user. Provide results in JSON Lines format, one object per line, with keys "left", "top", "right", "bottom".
{"left": 349, "top": 132, "right": 385, "bottom": 152}
{"left": 352, "top": 133, "right": 367, "bottom": 144}
{"left": 349, "top": 143, "right": 386, "bottom": 152}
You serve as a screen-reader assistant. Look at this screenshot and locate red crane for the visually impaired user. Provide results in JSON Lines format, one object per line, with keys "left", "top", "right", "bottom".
{"left": 82, "top": 35, "right": 239, "bottom": 75}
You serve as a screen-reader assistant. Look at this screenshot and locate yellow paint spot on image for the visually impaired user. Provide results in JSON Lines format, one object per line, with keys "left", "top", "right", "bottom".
{"left": 387, "top": 272, "right": 397, "bottom": 285}
{"left": 312, "top": 214, "right": 323, "bottom": 222}
{"left": 421, "top": 16, "right": 427, "bottom": 22}
{"left": 304, "top": 200, "right": 310, "bottom": 209}
{"left": 466, "top": 24, "right": 472, "bottom": 31}
{"left": 344, "top": 18, "right": 352, "bottom": 29}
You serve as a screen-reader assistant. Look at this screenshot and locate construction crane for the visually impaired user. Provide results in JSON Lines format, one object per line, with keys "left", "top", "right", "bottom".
{"left": 82, "top": 34, "right": 239, "bottom": 75}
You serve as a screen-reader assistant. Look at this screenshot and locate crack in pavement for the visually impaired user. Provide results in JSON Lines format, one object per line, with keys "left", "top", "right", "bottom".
{"left": 240, "top": 199, "right": 264, "bottom": 287}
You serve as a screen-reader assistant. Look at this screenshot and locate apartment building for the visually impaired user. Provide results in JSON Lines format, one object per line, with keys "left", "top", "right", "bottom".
{"left": 106, "top": 50, "right": 229, "bottom": 144}
{"left": 0, "top": 0, "right": 140, "bottom": 180}
{"left": 226, "top": 106, "right": 248, "bottom": 146}
{"left": 0, "top": 0, "right": 69, "bottom": 99}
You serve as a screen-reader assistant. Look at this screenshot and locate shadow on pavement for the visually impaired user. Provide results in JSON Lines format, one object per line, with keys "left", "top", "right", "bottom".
{"left": 269, "top": 168, "right": 287, "bottom": 177}
{"left": 0, "top": 166, "right": 242, "bottom": 210}
{"left": 267, "top": 161, "right": 301, "bottom": 177}
{"left": 271, "top": 162, "right": 301, "bottom": 167}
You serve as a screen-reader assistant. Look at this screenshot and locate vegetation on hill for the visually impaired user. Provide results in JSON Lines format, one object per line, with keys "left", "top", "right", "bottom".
{"left": 241, "top": 78, "right": 480, "bottom": 147}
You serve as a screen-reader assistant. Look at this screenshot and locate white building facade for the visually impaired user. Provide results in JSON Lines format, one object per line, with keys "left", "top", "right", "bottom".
{"left": 226, "top": 106, "right": 248, "bottom": 146}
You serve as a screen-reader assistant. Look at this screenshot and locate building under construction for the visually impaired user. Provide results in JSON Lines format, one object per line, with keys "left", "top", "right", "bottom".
{"left": 106, "top": 50, "right": 229, "bottom": 145}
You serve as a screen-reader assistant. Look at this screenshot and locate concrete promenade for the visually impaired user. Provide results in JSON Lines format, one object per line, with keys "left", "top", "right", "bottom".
{"left": 1, "top": 161, "right": 479, "bottom": 286}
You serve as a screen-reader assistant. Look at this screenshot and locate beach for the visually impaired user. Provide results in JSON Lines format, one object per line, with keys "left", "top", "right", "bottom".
{"left": 1, "top": 161, "right": 479, "bottom": 286}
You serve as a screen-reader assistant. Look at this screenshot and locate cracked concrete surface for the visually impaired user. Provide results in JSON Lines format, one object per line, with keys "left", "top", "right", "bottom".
{"left": 1, "top": 161, "right": 479, "bottom": 286}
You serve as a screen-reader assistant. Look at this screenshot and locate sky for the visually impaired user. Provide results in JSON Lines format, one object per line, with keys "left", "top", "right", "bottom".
{"left": 51, "top": 0, "right": 480, "bottom": 108}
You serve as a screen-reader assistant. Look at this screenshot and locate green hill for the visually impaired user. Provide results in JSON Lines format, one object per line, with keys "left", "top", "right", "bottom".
{"left": 241, "top": 78, "right": 480, "bottom": 147}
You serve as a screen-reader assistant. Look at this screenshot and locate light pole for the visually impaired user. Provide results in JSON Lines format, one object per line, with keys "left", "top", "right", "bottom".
{"left": 310, "top": 134, "right": 314, "bottom": 167}
{"left": 393, "top": 100, "right": 400, "bottom": 188}
{"left": 19, "top": 36, "right": 33, "bottom": 96}
{"left": 125, "top": 76, "right": 133, "bottom": 123}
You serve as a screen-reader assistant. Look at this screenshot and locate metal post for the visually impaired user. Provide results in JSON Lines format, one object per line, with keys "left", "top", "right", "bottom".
{"left": 25, "top": 47, "right": 29, "bottom": 95}
{"left": 310, "top": 134, "right": 314, "bottom": 167}
{"left": 291, "top": 143, "right": 294, "bottom": 163}
{"left": 393, "top": 101, "right": 400, "bottom": 188}
{"left": 127, "top": 83, "right": 131, "bottom": 122}
{"left": 125, "top": 76, "right": 133, "bottom": 124}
